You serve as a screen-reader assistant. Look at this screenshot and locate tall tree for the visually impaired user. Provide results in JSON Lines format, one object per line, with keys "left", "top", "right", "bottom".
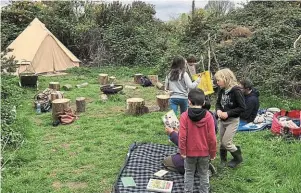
{"left": 204, "top": 0, "right": 235, "bottom": 17}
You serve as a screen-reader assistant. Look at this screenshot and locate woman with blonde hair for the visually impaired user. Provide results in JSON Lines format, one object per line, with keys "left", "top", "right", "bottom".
{"left": 214, "top": 68, "right": 246, "bottom": 168}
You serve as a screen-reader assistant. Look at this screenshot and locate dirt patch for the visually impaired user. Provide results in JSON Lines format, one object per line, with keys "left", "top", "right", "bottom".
{"left": 33, "top": 117, "right": 43, "bottom": 126}
{"left": 52, "top": 181, "right": 62, "bottom": 190}
{"left": 69, "top": 152, "right": 77, "bottom": 157}
{"left": 61, "top": 143, "right": 70, "bottom": 149}
{"left": 49, "top": 170, "right": 57, "bottom": 177}
{"left": 73, "top": 164, "right": 95, "bottom": 174}
{"left": 65, "top": 182, "right": 88, "bottom": 189}
{"left": 43, "top": 134, "right": 56, "bottom": 143}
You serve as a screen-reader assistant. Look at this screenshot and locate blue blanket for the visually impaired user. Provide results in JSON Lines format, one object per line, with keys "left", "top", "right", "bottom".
{"left": 238, "top": 120, "right": 271, "bottom": 132}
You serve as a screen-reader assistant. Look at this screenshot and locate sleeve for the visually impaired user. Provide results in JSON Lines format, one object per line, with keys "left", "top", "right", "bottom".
{"left": 240, "top": 97, "right": 255, "bottom": 121}
{"left": 215, "top": 90, "right": 222, "bottom": 112}
{"left": 227, "top": 89, "right": 246, "bottom": 117}
{"left": 183, "top": 72, "right": 200, "bottom": 89}
{"left": 207, "top": 113, "right": 217, "bottom": 159}
{"left": 179, "top": 114, "right": 188, "bottom": 156}
{"left": 164, "top": 75, "right": 169, "bottom": 91}
{"left": 169, "top": 131, "right": 179, "bottom": 146}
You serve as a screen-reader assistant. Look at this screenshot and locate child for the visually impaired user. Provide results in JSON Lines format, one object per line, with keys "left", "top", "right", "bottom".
{"left": 186, "top": 54, "right": 198, "bottom": 77}
{"left": 179, "top": 88, "right": 217, "bottom": 193}
{"left": 165, "top": 56, "right": 201, "bottom": 115}
{"left": 214, "top": 68, "right": 246, "bottom": 168}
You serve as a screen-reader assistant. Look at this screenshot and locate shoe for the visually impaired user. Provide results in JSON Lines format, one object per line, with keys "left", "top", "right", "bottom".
{"left": 228, "top": 146, "right": 243, "bottom": 168}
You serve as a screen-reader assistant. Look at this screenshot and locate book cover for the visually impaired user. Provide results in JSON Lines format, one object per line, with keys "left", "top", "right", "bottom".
{"left": 121, "top": 177, "right": 136, "bottom": 187}
{"left": 162, "top": 110, "right": 179, "bottom": 130}
{"left": 146, "top": 179, "right": 173, "bottom": 193}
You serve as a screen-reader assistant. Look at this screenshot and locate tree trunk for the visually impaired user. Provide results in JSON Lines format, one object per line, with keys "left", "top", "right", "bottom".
{"left": 50, "top": 91, "right": 64, "bottom": 101}
{"left": 134, "top": 73, "right": 143, "bottom": 84}
{"left": 156, "top": 95, "right": 170, "bottom": 111}
{"left": 156, "top": 82, "right": 164, "bottom": 90}
{"left": 98, "top": 74, "right": 108, "bottom": 85}
{"left": 62, "top": 84, "right": 73, "bottom": 91}
{"left": 49, "top": 82, "right": 60, "bottom": 91}
{"left": 148, "top": 75, "right": 158, "bottom": 84}
{"left": 126, "top": 98, "right": 148, "bottom": 115}
{"left": 76, "top": 97, "right": 86, "bottom": 113}
{"left": 52, "top": 98, "right": 70, "bottom": 121}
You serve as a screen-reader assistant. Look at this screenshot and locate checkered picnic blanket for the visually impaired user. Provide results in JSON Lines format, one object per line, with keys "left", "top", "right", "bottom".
{"left": 113, "top": 143, "right": 201, "bottom": 193}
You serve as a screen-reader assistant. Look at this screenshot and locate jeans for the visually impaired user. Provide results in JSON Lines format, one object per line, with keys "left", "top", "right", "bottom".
{"left": 184, "top": 156, "right": 210, "bottom": 193}
{"left": 169, "top": 98, "right": 188, "bottom": 116}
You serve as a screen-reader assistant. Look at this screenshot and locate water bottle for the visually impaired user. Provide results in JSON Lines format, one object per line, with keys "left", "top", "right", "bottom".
{"left": 36, "top": 102, "right": 41, "bottom": 114}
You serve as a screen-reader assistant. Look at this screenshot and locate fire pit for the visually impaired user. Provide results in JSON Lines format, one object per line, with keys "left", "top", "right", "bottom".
{"left": 100, "top": 84, "right": 123, "bottom": 94}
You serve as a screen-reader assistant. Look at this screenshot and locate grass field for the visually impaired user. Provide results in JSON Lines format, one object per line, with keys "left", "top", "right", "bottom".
{"left": 2, "top": 67, "right": 301, "bottom": 193}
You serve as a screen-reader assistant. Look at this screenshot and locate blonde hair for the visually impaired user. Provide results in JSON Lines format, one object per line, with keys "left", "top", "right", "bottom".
{"left": 214, "top": 68, "right": 238, "bottom": 89}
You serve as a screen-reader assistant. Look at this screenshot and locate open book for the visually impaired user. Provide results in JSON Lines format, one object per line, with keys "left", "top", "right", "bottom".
{"left": 146, "top": 179, "right": 173, "bottom": 193}
{"left": 162, "top": 110, "right": 179, "bottom": 130}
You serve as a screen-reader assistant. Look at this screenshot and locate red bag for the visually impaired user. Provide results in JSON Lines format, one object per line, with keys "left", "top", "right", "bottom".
{"left": 271, "top": 110, "right": 301, "bottom": 137}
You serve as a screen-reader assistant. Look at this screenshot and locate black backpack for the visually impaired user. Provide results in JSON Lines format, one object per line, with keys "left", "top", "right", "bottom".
{"left": 140, "top": 76, "right": 153, "bottom": 87}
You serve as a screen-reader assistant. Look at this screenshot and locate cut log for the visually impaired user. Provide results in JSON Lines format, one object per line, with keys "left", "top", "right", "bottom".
{"left": 52, "top": 98, "right": 70, "bottom": 121}
{"left": 126, "top": 98, "right": 148, "bottom": 115}
{"left": 76, "top": 97, "right": 86, "bottom": 113}
{"left": 134, "top": 73, "right": 143, "bottom": 84}
{"left": 49, "top": 82, "right": 60, "bottom": 91}
{"left": 156, "top": 95, "right": 170, "bottom": 111}
{"left": 125, "top": 85, "right": 138, "bottom": 90}
{"left": 156, "top": 82, "right": 164, "bottom": 90}
{"left": 148, "top": 75, "right": 158, "bottom": 84}
{"left": 109, "top": 76, "right": 116, "bottom": 84}
{"left": 76, "top": 82, "right": 89, "bottom": 88}
{"left": 98, "top": 74, "right": 108, "bottom": 85}
{"left": 50, "top": 91, "right": 64, "bottom": 101}
{"left": 100, "top": 94, "right": 108, "bottom": 102}
{"left": 62, "top": 84, "right": 73, "bottom": 91}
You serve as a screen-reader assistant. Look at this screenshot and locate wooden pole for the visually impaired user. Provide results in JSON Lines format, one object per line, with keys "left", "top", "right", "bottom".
{"left": 156, "top": 95, "right": 170, "bottom": 111}
{"left": 98, "top": 74, "right": 108, "bottom": 85}
{"left": 134, "top": 74, "right": 143, "bottom": 84}
{"left": 49, "top": 82, "right": 60, "bottom": 91}
{"left": 76, "top": 97, "right": 86, "bottom": 113}
{"left": 126, "top": 98, "right": 148, "bottom": 115}
{"left": 52, "top": 98, "right": 70, "bottom": 121}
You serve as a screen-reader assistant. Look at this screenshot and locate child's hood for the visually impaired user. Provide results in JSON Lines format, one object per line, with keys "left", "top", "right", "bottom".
{"left": 188, "top": 108, "right": 207, "bottom": 122}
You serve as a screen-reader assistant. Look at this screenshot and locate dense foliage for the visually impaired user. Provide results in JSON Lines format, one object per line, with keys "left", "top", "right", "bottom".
{"left": 1, "top": 1, "right": 300, "bottom": 95}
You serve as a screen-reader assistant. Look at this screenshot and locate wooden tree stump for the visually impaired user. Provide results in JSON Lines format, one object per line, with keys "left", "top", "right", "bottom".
{"left": 62, "top": 84, "right": 73, "bottom": 91}
{"left": 156, "top": 82, "right": 164, "bottom": 90}
{"left": 156, "top": 95, "right": 170, "bottom": 111}
{"left": 76, "top": 97, "right": 86, "bottom": 113}
{"left": 109, "top": 76, "right": 116, "bottom": 84}
{"left": 98, "top": 74, "right": 108, "bottom": 85}
{"left": 126, "top": 98, "right": 148, "bottom": 115}
{"left": 148, "top": 75, "right": 158, "bottom": 84}
{"left": 134, "top": 73, "right": 143, "bottom": 84}
{"left": 50, "top": 91, "right": 64, "bottom": 101}
{"left": 49, "top": 82, "right": 60, "bottom": 91}
{"left": 52, "top": 98, "right": 70, "bottom": 121}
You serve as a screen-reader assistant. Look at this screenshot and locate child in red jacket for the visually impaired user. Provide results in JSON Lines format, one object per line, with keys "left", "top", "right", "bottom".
{"left": 179, "top": 88, "right": 217, "bottom": 193}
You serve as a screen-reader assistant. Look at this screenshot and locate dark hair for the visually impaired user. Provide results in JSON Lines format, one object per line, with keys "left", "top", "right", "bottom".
{"left": 169, "top": 56, "right": 186, "bottom": 81}
{"left": 202, "top": 96, "right": 211, "bottom": 110}
{"left": 186, "top": 54, "right": 197, "bottom": 63}
{"left": 188, "top": 88, "right": 205, "bottom": 106}
{"left": 240, "top": 79, "right": 253, "bottom": 90}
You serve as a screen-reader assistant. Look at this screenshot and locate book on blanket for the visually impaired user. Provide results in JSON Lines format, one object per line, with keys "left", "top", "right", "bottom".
{"left": 146, "top": 179, "right": 173, "bottom": 193}
{"left": 162, "top": 110, "right": 179, "bottom": 130}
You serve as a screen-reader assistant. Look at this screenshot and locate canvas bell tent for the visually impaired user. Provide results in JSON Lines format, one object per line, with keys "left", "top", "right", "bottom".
{"left": 4, "top": 18, "right": 80, "bottom": 75}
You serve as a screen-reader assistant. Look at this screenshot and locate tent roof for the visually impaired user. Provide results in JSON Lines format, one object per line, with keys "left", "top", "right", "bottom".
{"left": 6, "top": 18, "right": 80, "bottom": 64}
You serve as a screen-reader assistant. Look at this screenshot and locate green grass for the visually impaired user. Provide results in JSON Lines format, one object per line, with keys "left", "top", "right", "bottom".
{"left": 2, "top": 67, "right": 301, "bottom": 193}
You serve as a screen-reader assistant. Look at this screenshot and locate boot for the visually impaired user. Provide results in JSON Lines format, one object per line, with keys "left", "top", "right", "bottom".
{"left": 220, "top": 148, "right": 227, "bottom": 167}
{"left": 228, "top": 146, "right": 243, "bottom": 168}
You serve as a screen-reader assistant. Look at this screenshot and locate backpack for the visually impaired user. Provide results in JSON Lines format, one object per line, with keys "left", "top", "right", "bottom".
{"left": 140, "top": 76, "right": 153, "bottom": 87}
